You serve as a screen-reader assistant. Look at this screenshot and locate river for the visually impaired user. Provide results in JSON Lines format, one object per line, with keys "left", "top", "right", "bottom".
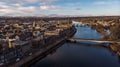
{"left": 32, "top": 26, "right": 120, "bottom": 67}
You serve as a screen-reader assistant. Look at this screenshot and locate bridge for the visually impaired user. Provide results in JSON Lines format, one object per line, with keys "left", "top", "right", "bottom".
{"left": 67, "top": 38, "right": 120, "bottom": 43}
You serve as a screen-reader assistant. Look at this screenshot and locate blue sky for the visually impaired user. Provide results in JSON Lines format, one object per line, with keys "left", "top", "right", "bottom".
{"left": 0, "top": 0, "right": 119, "bottom": 16}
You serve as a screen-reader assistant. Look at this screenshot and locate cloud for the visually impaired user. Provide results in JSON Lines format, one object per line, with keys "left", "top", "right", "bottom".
{"left": 94, "top": 1, "right": 111, "bottom": 5}
{"left": 0, "top": 0, "right": 119, "bottom": 16}
{"left": 0, "top": 2, "right": 40, "bottom": 16}
{"left": 40, "top": 5, "right": 58, "bottom": 10}
{"left": 18, "top": 6, "right": 36, "bottom": 11}
{"left": 0, "top": 1, "right": 60, "bottom": 16}
{"left": 11, "top": 3, "right": 21, "bottom": 7}
{"left": 0, "top": 0, "right": 57, "bottom": 4}
{"left": 0, "top": 2, "right": 5, "bottom": 4}
{"left": 0, "top": 2, "right": 12, "bottom": 9}
{"left": 75, "top": 8, "right": 81, "bottom": 10}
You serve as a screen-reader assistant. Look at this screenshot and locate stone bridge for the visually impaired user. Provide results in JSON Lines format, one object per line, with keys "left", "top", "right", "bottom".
{"left": 67, "top": 38, "right": 120, "bottom": 43}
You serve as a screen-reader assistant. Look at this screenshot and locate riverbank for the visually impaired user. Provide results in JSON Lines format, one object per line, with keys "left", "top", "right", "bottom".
{"left": 10, "top": 38, "right": 65, "bottom": 67}
{"left": 8, "top": 26, "right": 76, "bottom": 67}
{"left": 32, "top": 26, "right": 120, "bottom": 67}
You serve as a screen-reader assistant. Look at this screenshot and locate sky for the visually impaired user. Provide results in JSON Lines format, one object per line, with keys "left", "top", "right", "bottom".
{"left": 0, "top": 0, "right": 120, "bottom": 16}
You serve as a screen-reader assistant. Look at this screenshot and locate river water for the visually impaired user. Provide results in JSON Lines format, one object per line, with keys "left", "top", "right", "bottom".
{"left": 32, "top": 26, "right": 120, "bottom": 67}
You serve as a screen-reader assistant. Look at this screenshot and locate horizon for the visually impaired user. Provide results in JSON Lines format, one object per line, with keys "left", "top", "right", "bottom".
{"left": 0, "top": 0, "right": 120, "bottom": 16}
{"left": 0, "top": 15, "right": 120, "bottom": 17}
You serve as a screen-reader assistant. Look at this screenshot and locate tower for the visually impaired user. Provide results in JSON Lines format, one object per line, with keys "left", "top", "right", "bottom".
{"left": 6, "top": 36, "right": 12, "bottom": 48}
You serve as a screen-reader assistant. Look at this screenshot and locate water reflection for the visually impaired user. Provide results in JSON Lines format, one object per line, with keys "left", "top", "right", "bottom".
{"left": 32, "top": 23, "right": 120, "bottom": 67}
{"left": 74, "top": 26, "right": 103, "bottom": 39}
